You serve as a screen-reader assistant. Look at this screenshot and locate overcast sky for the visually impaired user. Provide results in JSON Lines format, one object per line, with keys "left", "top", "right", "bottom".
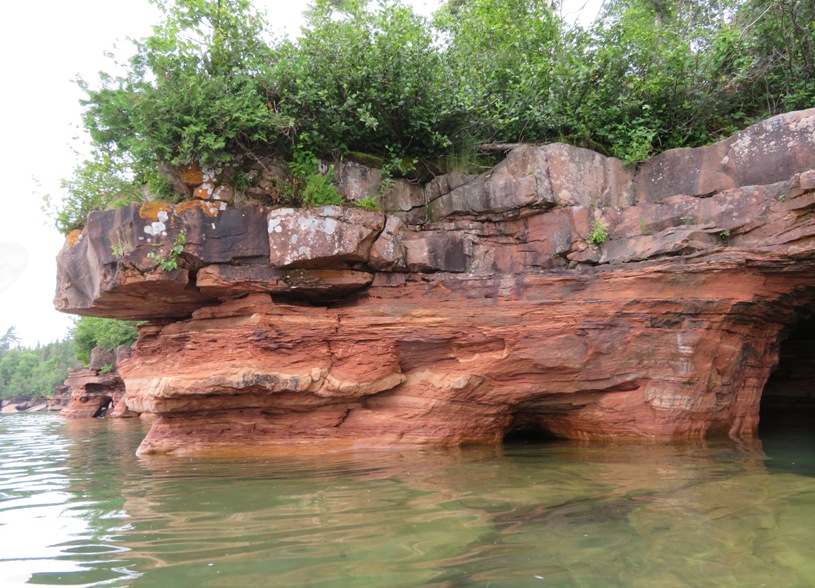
{"left": 0, "top": 0, "right": 600, "bottom": 348}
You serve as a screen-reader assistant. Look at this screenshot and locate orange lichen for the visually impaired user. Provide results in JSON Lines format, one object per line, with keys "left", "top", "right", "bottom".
{"left": 65, "top": 229, "right": 83, "bottom": 247}
{"left": 179, "top": 164, "right": 204, "bottom": 186}
{"left": 176, "top": 200, "right": 221, "bottom": 217}
{"left": 138, "top": 202, "right": 173, "bottom": 221}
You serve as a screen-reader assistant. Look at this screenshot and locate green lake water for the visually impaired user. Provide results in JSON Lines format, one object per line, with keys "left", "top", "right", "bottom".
{"left": 1, "top": 412, "right": 815, "bottom": 587}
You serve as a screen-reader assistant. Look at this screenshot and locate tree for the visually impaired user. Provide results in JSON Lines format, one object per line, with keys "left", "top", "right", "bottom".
{"left": 0, "top": 326, "right": 20, "bottom": 353}
{"left": 71, "top": 317, "right": 142, "bottom": 366}
{"left": 0, "top": 339, "right": 77, "bottom": 399}
{"left": 436, "top": 0, "right": 567, "bottom": 144}
{"left": 733, "top": 0, "right": 815, "bottom": 115}
{"left": 81, "top": 0, "right": 283, "bottom": 170}
{"left": 273, "top": 0, "right": 459, "bottom": 159}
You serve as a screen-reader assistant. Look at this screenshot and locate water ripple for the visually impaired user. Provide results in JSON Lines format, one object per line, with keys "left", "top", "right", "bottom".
{"left": 3, "top": 413, "right": 815, "bottom": 587}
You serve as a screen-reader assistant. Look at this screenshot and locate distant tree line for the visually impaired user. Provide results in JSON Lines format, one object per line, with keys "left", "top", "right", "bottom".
{"left": 0, "top": 319, "right": 140, "bottom": 399}
{"left": 46, "top": 0, "right": 815, "bottom": 233}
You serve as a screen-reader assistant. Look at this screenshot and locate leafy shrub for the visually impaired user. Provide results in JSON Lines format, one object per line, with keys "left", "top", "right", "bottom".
{"left": 44, "top": 153, "right": 147, "bottom": 234}
{"left": 271, "top": 0, "right": 459, "bottom": 159}
{"left": 48, "top": 0, "right": 815, "bottom": 234}
{"left": 80, "top": 0, "right": 284, "bottom": 170}
{"left": 288, "top": 150, "right": 343, "bottom": 207}
{"left": 71, "top": 317, "right": 142, "bottom": 366}
{"left": 587, "top": 220, "right": 610, "bottom": 246}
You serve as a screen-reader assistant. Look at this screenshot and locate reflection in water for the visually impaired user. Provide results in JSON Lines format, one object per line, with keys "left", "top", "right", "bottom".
{"left": 2, "top": 413, "right": 815, "bottom": 587}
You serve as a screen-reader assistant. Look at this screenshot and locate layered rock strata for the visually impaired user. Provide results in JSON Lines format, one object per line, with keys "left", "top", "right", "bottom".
{"left": 59, "top": 345, "right": 136, "bottom": 419}
{"left": 55, "top": 109, "right": 815, "bottom": 455}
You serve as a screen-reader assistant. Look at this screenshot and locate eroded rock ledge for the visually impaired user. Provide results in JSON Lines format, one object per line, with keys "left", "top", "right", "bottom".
{"left": 55, "top": 109, "right": 815, "bottom": 455}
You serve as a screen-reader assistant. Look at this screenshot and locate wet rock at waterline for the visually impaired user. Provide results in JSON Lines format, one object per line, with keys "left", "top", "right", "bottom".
{"left": 54, "top": 109, "right": 815, "bottom": 455}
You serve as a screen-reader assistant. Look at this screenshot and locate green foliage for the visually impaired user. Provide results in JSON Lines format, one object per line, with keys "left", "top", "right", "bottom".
{"left": 731, "top": 0, "right": 815, "bottom": 115}
{"left": 146, "top": 230, "right": 186, "bottom": 271}
{"left": 639, "top": 217, "right": 648, "bottom": 235}
{"left": 80, "top": 0, "right": 282, "bottom": 170}
{"left": 436, "top": 0, "right": 566, "bottom": 144}
{"left": 48, "top": 0, "right": 815, "bottom": 234}
{"left": 71, "top": 317, "right": 141, "bottom": 367}
{"left": 288, "top": 150, "right": 343, "bottom": 207}
{"left": 44, "top": 152, "right": 147, "bottom": 234}
{"left": 274, "top": 0, "right": 458, "bottom": 159}
{"left": 0, "top": 327, "right": 20, "bottom": 353}
{"left": 438, "top": 0, "right": 815, "bottom": 161}
{"left": 375, "top": 149, "right": 415, "bottom": 201}
{"left": 0, "top": 332, "right": 77, "bottom": 399}
{"left": 231, "top": 168, "right": 257, "bottom": 190}
{"left": 587, "top": 220, "right": 610, "bottom": 245}
{"left": 355, "top": 195, "right": 380, "bottom": 210}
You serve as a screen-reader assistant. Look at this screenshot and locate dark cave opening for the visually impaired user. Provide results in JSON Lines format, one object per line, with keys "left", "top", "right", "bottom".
{"left": 92, "top": 397, "right": 113, "bottom": 418}
{"left": 502, "top": 412, "right": 559, "bottom": 445}
{"left": 760, "top": 316, "right": 815, "bottom": 436}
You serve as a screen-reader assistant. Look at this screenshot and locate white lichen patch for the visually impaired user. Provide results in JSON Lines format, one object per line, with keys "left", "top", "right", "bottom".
{"left": 201, "top": 164, "right": 222, "bottom": 183}
{"left": 144, "top": 221, "right": 166, "bottom": 236}
{"left": 268, "top": 217, "right": 284, "bottom": 234}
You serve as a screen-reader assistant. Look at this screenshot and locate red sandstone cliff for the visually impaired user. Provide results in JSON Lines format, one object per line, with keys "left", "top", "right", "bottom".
{"left": 55, "top": 109, "right": 815, "bottom": 455}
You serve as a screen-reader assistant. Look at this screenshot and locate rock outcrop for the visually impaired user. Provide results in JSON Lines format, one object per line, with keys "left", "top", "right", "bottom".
{"left": 55, "top": 109, "right": 815, "bottom": 455}
{"left": 59, "top": 345, "right": 137, "bottom": 419}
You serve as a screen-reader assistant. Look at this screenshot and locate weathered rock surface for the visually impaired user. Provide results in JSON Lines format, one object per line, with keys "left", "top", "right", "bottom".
{"left": 59, "top": 346, "right": 137, "bottom": 419}
{"left": 54, "top": 109, "right": 815, "bottom": 455}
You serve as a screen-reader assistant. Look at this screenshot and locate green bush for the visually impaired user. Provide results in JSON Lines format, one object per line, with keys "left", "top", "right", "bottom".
{"left": 44, "top": 153, "right": 147, "bottom": 234}
{"left": 355, "top": 195, "right": 380, "bottom": 211}
{"left": 272, "top": 0, "right": 459, "bottom": 160}
{"left": 80, "top": 0, "right": 284, "bottom": 170}
{"left": 288, "top": 150, "right": 343, "bottom": 207}
{"left": 71, "top": 317, "right": 141, "bottom": 366}
{"left": 587, "top": 220, "right": 610, "bottom": 246}
{"left": 48, "top": 0, "right": 815, "bottom": 234}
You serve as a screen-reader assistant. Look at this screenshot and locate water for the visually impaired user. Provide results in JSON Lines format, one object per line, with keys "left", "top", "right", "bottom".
{"left": 2, "top": 413, "right": 815, "bottom": 587}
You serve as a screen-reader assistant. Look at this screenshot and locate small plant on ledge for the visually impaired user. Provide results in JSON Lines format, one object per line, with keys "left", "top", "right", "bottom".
{"left": 110, "top": 225, "right": 134, "bottom": 258}
{"left": 355, "top": 195, "right": 380, "bottom": 211}
{"left": 147, "top": 231, "right": 186, "bottom": 272}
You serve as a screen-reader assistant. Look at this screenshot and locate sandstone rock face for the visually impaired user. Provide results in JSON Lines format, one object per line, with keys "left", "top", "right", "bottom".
{"left": 59, "top": 346, "right": 137, "bottom": 419}
{"left": 59, "top": 368, "right": 124, "bottom": 419}
{"left": 55, "top": 109, "right": 815, "bottom": 455}
{"left": 267, "top": 206, "right": 385, "bottom": 268}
